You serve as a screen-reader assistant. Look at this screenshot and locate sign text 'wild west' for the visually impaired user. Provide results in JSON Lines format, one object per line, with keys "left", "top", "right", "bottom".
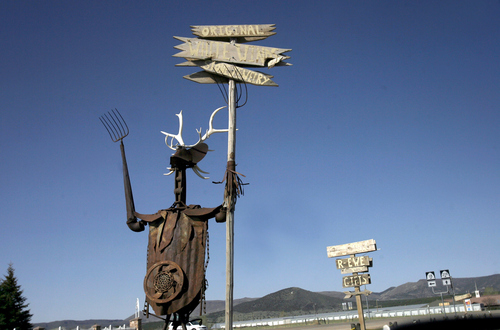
{"left": 174, "top": 37, "right": 290, "bottom": 67}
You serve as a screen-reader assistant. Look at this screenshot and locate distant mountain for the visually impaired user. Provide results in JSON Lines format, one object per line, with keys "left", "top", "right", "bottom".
{"left": 191, "top": 297, "right": 258, "bottom": 315}
{"left": 204, "top": 274, "right": 500, "bottom": 323}
{"left": 34, "top": 274, "right": 500, "bottom": 329}
{"left": 33, "top": 319, "right": 125, "bottom": 330}
{"left": 205, "top": 287, "right": 346, "bottom": 323}
{"left": 321, "top": 274, "right": 500, "bottom": 301}
{"left": 234, "top": 287, "right": 344, "bottom": 313}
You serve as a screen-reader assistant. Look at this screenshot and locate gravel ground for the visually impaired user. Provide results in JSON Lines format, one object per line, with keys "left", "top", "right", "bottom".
{"left": 274, "top": 310, "right": 500, "bottom": 330}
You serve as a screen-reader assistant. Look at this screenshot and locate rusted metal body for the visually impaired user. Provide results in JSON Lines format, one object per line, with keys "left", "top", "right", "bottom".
{"left": 129, "top": 147, "right": 225, "bottom": 324}
{"left": 101, "top": 109, "right": 226, "bottom": 329}
{"left": 142, "top": 204, "right": 219, "bottom": 316}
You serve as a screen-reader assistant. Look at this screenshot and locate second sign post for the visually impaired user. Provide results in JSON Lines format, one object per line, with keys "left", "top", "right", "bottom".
{"left": 327, "top": 239, "right": 377, "bottom": 330}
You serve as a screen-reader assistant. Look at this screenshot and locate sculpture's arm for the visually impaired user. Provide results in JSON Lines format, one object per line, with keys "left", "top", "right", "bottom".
{"left": 120, "top": 141, "right": 145, "bottom": 232}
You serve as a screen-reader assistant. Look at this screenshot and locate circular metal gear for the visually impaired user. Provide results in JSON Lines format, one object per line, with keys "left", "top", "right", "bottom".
{"left": 144, "top": 260, "right": 184, "bottom": 304}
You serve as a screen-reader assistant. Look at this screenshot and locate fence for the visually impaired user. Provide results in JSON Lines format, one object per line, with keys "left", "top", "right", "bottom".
{"left": 51, "top": 325, "right": 135, "bottom": 330}
{"left": 212, "top": 303, "right": 485, "bottom": 328}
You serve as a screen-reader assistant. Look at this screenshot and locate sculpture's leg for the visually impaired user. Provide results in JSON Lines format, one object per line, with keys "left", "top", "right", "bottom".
{"left": 162, "top": 314, "right": 171, "bottom": 330}
{"left": 180, "top": 311, "right": 190, "bottom": 330}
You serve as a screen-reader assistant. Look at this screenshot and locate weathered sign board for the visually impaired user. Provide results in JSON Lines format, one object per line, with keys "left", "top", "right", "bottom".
{"left": 175, "top": 24, "right": 291, "bottom": 86}
{"left": 182, "top": 71, "right": 229, "bottom": 85}
{"left": 337, "top": 256, "right": 372, "bottom": 274}
{"left": 173, "top": 37, "right": 291, "bottom": 67}
{"left": 455, "top": 293, "right": 472, "bottom": 301}
{"left": 190, "top": 24, "right": 276, "bottom": 42}
{"left": 343, "top": 289, "right": 372, "bottom": 299}
{"left": 327, "top": 239, "right": 377, "bottom": 258}
{"left": 342, "top": 274, "right": 371, "bottom": 288}
{"left": 336, "top": 256, "right": 371, "bottom": 269}
{"left": 340, "top": 266, "right": 369, "bottom": 274}
{"left": 192, "top": 60, "right": 277, "bottom": 87}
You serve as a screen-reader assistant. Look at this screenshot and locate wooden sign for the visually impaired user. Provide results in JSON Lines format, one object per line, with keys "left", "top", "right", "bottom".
{"left": 173, "top": 37, "right": 291, "bottom": 67}
{"left": 191, "top": 24, "right": 276, "bottom": 42}
{"left": 183, "top": 71, "right": 229, "bottom": 84}
{"left": 327, "top": 239, "right": 377, "bottom": 258}
{"left": 455, "top": 293, "right": 472, "bottom": 301}
{"left": 336, "top": 256, "right": 371, "bottom": 269}
{"left": 175, "top": 23, "right": 290, "bottom": 87}
{"left": 190, "top": 60, "right": 278, "bottom": 87}
{"left": 340, "top": 266, "right": 369, "bottom": 274}
{"left": 176, "top": 59, "right": 291, "bottom": 68}
{"left": 342, "top": 274, "right": 371, "bottom": 288}
{"left": 344, "top": 289, "right": 372, "bottom": 299}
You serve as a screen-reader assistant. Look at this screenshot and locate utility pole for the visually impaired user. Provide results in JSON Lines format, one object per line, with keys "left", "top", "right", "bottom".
{"left": 225, "top": 75, "right": 236, "bottom": 330}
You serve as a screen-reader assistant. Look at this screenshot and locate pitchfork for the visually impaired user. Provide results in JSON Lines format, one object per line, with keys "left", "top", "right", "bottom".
{"left": 99, "top": 109, "right": 144, "bottom": 232}
{"left": 99, "top": 108, "right": 129, "bottom": 143}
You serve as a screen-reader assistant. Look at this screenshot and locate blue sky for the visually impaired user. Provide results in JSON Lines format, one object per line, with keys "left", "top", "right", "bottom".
{"left": 1, "top": 0, "right": 499, "bottom": 324}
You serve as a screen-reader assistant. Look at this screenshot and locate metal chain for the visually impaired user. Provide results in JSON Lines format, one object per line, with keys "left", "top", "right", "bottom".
{"left": 200, "top": 229, "right": 210, "bottom": 315}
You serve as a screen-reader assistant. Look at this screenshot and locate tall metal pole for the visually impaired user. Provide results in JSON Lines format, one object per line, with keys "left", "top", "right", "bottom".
{"left": 225, "top": 75, "right": 237, "bottom": 330}
{"left": 450, "top": 277, "right": 457, "bottom": 317}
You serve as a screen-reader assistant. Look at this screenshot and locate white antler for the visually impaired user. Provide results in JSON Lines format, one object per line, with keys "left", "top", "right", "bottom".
{"left": 193, "top": 165, "right": 210, "bottom": 179}
{"left": 160, "top": 106, "right": 228, "bottom": 150}
{"left": 161, "top": 111, "right": 185, "bottom": 151}
{"left": 199, "top": 106, "right": 228, "bottom": 142}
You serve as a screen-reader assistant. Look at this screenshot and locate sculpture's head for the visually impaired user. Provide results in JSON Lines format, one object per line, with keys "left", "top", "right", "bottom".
{"left": 161, "top": 106, "right": 228, "bottom": 179}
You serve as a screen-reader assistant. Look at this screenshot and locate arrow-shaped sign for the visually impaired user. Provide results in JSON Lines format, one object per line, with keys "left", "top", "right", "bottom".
{"left": 189, "top": 60, "right": 278, "bottom": 87}
{"left": 340, "top": 266, "right": 370, "bottom": 274}
{"left": 344, "top": 289, "right": 372, "bottom": 299}
{"left": 176, "top": 59, "right": 291, "bottom": 68}
{"left": 190, "top": 24, "right": 276, "bottom": 43}
{"left": 182, "top": 71, "right": 229, "bottom": 84}
{"left": 173, "top": 36, "right": 291, "bottom": 67}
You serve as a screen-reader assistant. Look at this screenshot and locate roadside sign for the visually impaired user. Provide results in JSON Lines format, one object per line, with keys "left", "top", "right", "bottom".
{"left": 342, "top": 274, "right": 371, "bottom": 288}
{"left": 340, "top": 266, "right": 369, "bottom": 274}
{"left": 327, "top": 239, "right": 377, "bottom": 258}
{"left": 343, "top": 289, "right": 372, "bottom": 299}
{"left": 465, "top": 299, "right": 472, "bottom": 311}
{"left": 426, "top": 271, "right": 436, "bottom": 281}
{"left": 175, "top": 23, "right": 291, "bottom": 87}
{"left": 189, "top": 60, "right": 278, "bottom": 86}
{"left": 336, "top": 256, "right": 371, "bottom": 269}
{"left": 455, "top": 293, "right": 472, "bottom": 301}
{"left": 190, "top": 24, "right": 276, "bottom": 42}
{"left": 182, "top": 71, "right": 229, "bottom": 84}
{"left": 427, "top": 280, "right": 436, "bottom": 287}
{"left": 440, "top": 270, "right": 450, "bottom": 279}
{"left": 177, "top": 59, "right": 291, "bottom": 68}
{"left": 173, "top": 37, "right": 291, "bottom": 67}
{"left": 327, "top": 239, "right": 377, "bottom": 330}
{"left": 442, "top": 279, "right": 451, "bottom": 286}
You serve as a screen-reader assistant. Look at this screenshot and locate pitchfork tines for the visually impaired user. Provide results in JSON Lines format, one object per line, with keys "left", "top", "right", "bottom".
{"left": 100, "top": 109, "right": 129, "bottom": 142}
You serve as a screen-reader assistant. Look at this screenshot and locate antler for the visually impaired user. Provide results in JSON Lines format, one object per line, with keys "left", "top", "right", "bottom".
{"left": 161, "top": 106, "right": 228, "bottom": 150}
{"left": 200, "top": 106, "right": 228, "bottom": 142}
{"left": 161, "top": 106, "right": 229, "bottom": 179}
{"left": 161, "top": 111, "right": 185, "bottom": 151}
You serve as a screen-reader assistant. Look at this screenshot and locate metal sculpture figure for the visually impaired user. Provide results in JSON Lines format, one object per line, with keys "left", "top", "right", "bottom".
{"left": 100, "top": 108, "right": 227, "bottom": 330}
